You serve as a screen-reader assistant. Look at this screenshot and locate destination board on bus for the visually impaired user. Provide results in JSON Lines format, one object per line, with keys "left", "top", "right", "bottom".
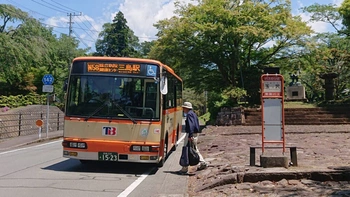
{"left": 87, "top": 62, "right": 141, "bottom": 74}
{"left": 77, "top": 62, "right": 160, "bottom": 77}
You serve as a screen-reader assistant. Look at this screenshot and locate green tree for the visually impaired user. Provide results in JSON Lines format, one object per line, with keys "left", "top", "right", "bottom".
{"left": 150, "top": 0, "right": 312, "bottom": 105}
{"left": 339, "top": 0, "right": 350, "bottom": 35}
{"left": 301, "top": 3, "right": 350, "bottom": 101}
{"left": 0, "top": 4, "right": 89, "bottom": 104}
{"left": 0, "top": 4, "right": 49, "bottom": 95}
{"left": 138, "top": 41, "right": 155, "bottom": 58}
{"left": 95, "top": 11, "right": 140, "bottom": 57}
{"left": 183, "top": 88, "right": 207, "bottom": 116}
{"left": 302, "top": 3, "right": 343, "bottom": 34}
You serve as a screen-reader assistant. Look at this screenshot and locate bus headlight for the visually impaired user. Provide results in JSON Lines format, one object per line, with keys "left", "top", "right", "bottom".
{"left": 70, "top": 142, "right": 77, "bottom": 148}
{"left": 62, "top": 141, "right": 87, "bottom": 149}
{"left": 77, "top": 143, "right": 86, "bottom": 149}
{"left": 141, "top": 146, "right": 150, "bottom": 152}
{"left": 132, "top": 145, "right": 141, "bottom": 151}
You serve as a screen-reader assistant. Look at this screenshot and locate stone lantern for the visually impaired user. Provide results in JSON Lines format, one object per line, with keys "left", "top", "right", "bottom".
{"left": 320, "top": 73, "right": 338, "bottom": 101}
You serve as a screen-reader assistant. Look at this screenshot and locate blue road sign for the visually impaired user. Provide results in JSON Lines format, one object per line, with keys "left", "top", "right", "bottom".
{"left": 42, "top": 74, "right": 54, "bottom": 85}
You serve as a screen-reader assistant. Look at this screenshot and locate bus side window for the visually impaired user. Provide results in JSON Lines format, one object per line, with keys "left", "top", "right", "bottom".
{"left": 145, "top": 82, "right": 157, "bottom": 110}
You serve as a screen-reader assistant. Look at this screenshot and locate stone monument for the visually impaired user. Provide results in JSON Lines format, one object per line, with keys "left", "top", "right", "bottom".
{"left": 320, "top": 73, "right": 338, "bottom": 101}
{"left": 286, "top": 73, "right": 306, "bottom": 101}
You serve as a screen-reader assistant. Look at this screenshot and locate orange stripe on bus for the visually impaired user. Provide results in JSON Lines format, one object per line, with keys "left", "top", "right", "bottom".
{"left": 64, "top": 116, "right": 161, "bottom": 124}
{"left": 162, "top": 107, "right": 182, "bottom": 115}
{"left": 63, "top": 138, "right": 160, "bottom": 153}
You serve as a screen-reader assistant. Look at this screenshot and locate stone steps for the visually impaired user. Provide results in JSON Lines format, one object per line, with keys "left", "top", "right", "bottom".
{"left": 244, "top": 107, "right": 350, "bottom": 126}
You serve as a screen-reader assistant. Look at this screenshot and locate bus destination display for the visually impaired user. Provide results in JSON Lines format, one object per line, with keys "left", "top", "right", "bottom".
{"left": 87, "top": 62, "right": 141, "bottom": 74}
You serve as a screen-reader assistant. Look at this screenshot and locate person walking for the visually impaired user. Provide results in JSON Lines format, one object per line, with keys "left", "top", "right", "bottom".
{"left": 178, "top": 101, "right": 208, "bottom": 174}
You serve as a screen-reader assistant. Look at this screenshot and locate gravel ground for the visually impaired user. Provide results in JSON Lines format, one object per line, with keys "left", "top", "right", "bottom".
{"left": 187, "top": 125, "right": 350, "bottom": 197}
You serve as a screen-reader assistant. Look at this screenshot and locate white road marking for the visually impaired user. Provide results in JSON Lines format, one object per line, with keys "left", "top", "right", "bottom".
{"left": 0, "top": 140, "right": 61, "bottom": 155}
{"left": 118, "top": 133, "right": 186, "bottom": 197}
{"left": 117, "top": 169, "right": 153, "bottom": 197}
{"left": 176, "top": 132, "right": 186, "bottom": 146}
{"left": 1, "top": 133, "right": 188, "bottom": 196}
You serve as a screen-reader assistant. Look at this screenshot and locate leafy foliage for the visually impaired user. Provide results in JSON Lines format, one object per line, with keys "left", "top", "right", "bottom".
{"left": 0, "top": 4, "right": 89, "bottom": 107}
{"left": 0, "top": 93, "right": 46, "bottom": 108}
{"left": 95, "top": 11, "right": 140, "bottom": 57}
{"left": 183, "top": 88, "right": 207, "bottom": 116}
{"left": 339, "top": 0, "right": 350, "bottom": 35}
{"left": 150, "top": 0, "right": 311, "bottom": 105}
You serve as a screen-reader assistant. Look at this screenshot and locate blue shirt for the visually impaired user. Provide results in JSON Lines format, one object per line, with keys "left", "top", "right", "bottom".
{"left": 185, "top": 110, "right": 200, "bottom": 138}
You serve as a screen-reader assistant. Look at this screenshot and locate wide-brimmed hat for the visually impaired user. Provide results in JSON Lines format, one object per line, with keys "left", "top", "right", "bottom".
{"left": 182, "top": 102, "right": 193, "bottom": 109}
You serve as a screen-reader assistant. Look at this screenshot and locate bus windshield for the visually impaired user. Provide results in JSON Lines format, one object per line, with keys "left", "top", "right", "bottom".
{"left": 66, "top": 75, "right": 160, "bottom": 120}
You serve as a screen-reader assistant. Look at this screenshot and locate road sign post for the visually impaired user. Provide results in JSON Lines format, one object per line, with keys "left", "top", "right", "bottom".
{"left": 36, "top": 119, "right": 43, "bottom": 139}
{"left": 42, "top": 74, "right": 54, "bottom": 138}
{"left": 261, "top": 74, "right": 285, "bottom": 153}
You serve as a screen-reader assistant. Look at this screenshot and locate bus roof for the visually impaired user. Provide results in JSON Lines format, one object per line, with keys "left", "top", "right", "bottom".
{"left": 72, "top": 56, "right": 182, "bottom": 82}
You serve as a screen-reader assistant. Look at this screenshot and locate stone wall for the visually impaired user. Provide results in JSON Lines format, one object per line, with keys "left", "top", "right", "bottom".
{"left": 215, "top": 107, "right": 244, "bottom": 126}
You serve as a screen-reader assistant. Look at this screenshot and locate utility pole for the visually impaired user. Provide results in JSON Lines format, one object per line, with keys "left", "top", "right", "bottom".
{"left": 67, "top": 12, "right": 82, "bottom": 37}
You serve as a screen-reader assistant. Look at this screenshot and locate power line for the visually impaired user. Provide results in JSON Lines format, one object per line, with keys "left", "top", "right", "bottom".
{"left": 31, "top": 0, "right": 66, "bottom": 13}
{"left": 41, "top": 0, "right": 70, "bottom": 12}
{"left": 82, "top": 14, "right": 99, "bottom": 33}
{"left": 50, "top": 0, "right": 80, "bottom": 13}
{"left": 76, "top": 16, "right": 98, "bottom": 38}
{"left": 7, "top": 0, "right": 50, "bottom": 18}
{"left": 41, "top": 0, "right": 71, "bottom": 13}
{"left": 1, "top": 4, "right": 65, "bottom": 32}
{"left": 44, "top": 0, "right": 99, "bottom": 37}
{"left": 72, "top": 30, "right": 91, "bottom": 51}
{"left": 75, "top": 21, "right": 96, "bottom": 41}
{"left": 1, "top": 4, "right": 93, "bottom": 50}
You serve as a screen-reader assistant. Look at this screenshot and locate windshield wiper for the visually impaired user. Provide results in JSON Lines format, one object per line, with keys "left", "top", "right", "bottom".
{"left": 112, "top": 101, "right": 137, "bottom": 124}
{"left": 84, "top": 102, "right": 107, "bottom": 121}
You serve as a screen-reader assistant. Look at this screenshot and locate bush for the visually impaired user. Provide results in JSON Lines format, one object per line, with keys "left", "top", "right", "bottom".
{"left": 0, "top": 93, "right": 46, "bottom": 108}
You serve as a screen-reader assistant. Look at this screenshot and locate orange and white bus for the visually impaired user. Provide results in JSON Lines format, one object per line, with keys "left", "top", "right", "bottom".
{"left": 62, "top": 57, "right": 183, "bottom": 167}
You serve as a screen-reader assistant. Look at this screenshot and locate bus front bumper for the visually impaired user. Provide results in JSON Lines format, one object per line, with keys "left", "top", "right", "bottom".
{"left": 63, "top": 150, "right": 159, "bottom": 163}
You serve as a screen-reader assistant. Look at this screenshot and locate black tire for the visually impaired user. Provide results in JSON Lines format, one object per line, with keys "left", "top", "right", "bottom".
{"left": 171, "top": 125, "right": 179, "bottom": 152}
{"left": 176, "top": 124, "right": 180, "bottom": 142}
{"left": 157, "top": 136, "right": 168, "bottom": 167}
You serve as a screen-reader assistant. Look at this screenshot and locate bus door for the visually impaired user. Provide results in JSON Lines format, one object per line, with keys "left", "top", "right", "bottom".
{"left": 143, "top": 79, "right": 159, "bottom": 119}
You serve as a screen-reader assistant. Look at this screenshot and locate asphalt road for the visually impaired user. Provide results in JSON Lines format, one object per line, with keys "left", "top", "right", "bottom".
{"left": 0, "top": 136, "right": 189, "bottom": 197}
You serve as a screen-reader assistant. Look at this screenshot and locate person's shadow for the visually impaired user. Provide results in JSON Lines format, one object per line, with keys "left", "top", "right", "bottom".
{"left": 163, "top": 170, "right": 196, "bottom": 176}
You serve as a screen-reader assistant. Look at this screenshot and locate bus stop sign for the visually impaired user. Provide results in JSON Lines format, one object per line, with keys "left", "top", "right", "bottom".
{"left": 42, "top": 74, "right": 54, "bottom": 85}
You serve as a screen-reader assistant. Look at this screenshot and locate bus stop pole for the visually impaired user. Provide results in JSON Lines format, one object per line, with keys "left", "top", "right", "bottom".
{"left": 46, "top": 94, "right": 49, "bottom": 138}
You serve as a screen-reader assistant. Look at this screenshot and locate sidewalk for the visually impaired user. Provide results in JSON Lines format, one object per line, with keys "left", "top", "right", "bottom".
{"left": 0, "top": 130, "right": 63, "bottom": 151}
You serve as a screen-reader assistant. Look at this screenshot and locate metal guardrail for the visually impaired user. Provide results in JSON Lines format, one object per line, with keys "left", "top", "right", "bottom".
{"left": 0, "top": 112, "right": 64, "bottom": 139}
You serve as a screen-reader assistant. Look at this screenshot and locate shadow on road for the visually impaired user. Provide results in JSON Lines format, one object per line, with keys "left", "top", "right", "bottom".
{"left": 41, "top": 149, "right": 179, "bottom": 176}
{"left": 42, "top": 159, "right": 159, "bottom": 175}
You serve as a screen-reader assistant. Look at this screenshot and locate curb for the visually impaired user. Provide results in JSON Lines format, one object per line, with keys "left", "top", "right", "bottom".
{"left": 196, "top": 169, "right": 350, "bottom": 192}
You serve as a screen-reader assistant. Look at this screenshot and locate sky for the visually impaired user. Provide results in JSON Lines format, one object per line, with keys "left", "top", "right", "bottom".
{"left": 0, "top": 0, "right": 345, "bottom": 52}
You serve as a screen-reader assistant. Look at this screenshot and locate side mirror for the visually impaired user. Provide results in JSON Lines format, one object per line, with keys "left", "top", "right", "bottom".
{"left": 160, "top": 76, "right": 168, "bottom": 95}
{"left": 63, "top": 78, "right": 68, "bottom": 92}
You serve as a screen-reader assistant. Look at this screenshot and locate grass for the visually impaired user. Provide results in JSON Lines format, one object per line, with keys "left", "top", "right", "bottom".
{"left": 199, "top": 112, "right": 210, "bottom": 124}
{"left": 284, "top": 102, "right": 317, "bottom": 108}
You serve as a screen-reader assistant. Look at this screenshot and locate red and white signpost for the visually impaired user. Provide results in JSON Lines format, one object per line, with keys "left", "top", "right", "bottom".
{"left": 261, "top": 74, "right": 285, "bottom": 153}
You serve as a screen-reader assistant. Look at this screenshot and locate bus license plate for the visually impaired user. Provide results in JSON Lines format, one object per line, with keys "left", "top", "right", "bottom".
{"left": 98, "top": 152, "right": 118, "bottom": 161}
